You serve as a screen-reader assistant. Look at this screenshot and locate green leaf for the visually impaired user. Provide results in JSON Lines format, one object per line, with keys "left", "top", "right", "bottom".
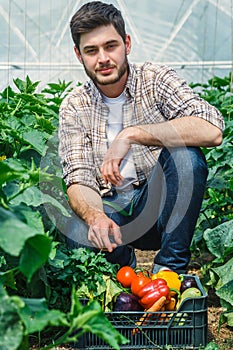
{"left": 104, "top": 276, "right": 123, "bottom": 311}
{"left": 14, "top": 76, "right": 40, "bottom": 94}
{"left": 0, "top": 269, "right": 17, "bottom": 290}
{"left": 35, "top": 114, "right": 55, "bottom": 133}
{"left": 19, "top": 235, "right": 52, "bottom": 282}
{"left": 212, "top": 257, "right": 233, "bottom": 289}
{"left": 0, "top": 207, "right": 45, "bottom": 256}
{"left": 203, "top": 341, "right": 219, "bottom": 350}
{"left": 203, "top": 220, "right": 233, "bottom": 259}
{"left": 71, "top": 300, "right": 129, "bottom": 349}
{"left": 3, "top": 115, "right": 22, "bottom": 130}
{"left": 219, "top": 311, "right": 233, "bottom": 327}
{"left": 21, "top": 129, "right": 49, "bottom": 156}
{"left": 19, "top": 207, "right": 45, "bottom": 233}
{"left": 0, "top": 284, "right": 24, "bottom": 350}
{"left": 19, "top": 297, "right": 68, "bottom": 334}
{"left": 216, "top": 280, "right": 233, "bottom": 307}
{"left": 10, "top": 186, "right": 70, "bottom": 217}
{"left": 0, "top": 159, "right": 29, "bottom": 185}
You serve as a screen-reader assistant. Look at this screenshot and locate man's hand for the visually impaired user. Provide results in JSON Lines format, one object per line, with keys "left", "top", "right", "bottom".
{"left": 101, "top": 136, "right": 131, "bottom": 185}
{"left": 88, "top": 211, "right": 122, "bottom": 252}
{"left": 67, "top": 184, "right": 122, "bottom": 252}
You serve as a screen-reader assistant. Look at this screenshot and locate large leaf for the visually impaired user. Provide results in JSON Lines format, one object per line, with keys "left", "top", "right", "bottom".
{"left": 216, "top": 280, "right": 233, "bottom": 308}
{"left": 19, "top": 297, "right": 68, "bottom": 334}
{"left": 0, "top": 207, "right": 45, "bottom": 256}
{"left": 211, "top": 257, "right": 233, "bottom": 289}
{"left": 21, "top": 129, "right": 49, "bottom": 156}
{"left": 0, "top": 218, "right": 41, "bottom": 256}
{"left": 10, "top": 186, "right": 70, "bottom": 217}
{"left": 70, "top": 293, "right": 128, "bottom": 350}
{"left": 203, "top": 220, "right": 233, "bottom": 259}
{"left": 75, "top": 301, "right": 129, "bottom": 349}
{"left": 19, "top": 235, "right": 52, "bottom": 282}
{"left": 18, "top": 207, "right": 45, "bottom": 233}
{"left": 0, "top": 284, "right": 24, "bottom": 350}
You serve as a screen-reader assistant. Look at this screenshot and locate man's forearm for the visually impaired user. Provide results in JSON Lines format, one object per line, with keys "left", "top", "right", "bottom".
{"left": 67, "top": 184, "right": 104, "bottom": 225}
{"left": 67, "top": 183, "right": 122, "bottom": 251}
{"left": 121, "top": 116, "right": 223, "bottom": 148}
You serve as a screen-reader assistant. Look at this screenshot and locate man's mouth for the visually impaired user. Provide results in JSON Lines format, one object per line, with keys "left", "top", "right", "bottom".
{"left": 97, "top": 66, "right": 115, "bottom": 74}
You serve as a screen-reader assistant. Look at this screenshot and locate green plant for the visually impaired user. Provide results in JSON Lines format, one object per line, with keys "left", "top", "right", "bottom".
{"left": 0, "top": 77, "right": 127, "bottom": 349}
{"left": 0, "top": 283, "right": 128, "bottom": 350}
{"left": 47, "top": 245, "right": 122, "bottom": 312}
{"left": 190, "top": 74, "right": 233, "bottom": 328}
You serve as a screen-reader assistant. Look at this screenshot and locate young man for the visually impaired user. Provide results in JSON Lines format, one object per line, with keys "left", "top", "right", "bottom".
{"left": 59, "top": 1, "right": 224, "bottom": 273}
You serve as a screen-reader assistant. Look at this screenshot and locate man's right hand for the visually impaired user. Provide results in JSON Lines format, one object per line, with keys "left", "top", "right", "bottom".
{"left": 67, "top": 184, "right": 122, "bottom": 252}
{"left": 87, "top": 211, "right": 122, "bottom": 252}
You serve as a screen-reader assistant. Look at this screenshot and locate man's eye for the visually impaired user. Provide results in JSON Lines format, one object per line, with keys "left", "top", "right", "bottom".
{"left": 106, "top": 44, "right": 116, "bottom": 49}
{"left": 86, "top": 49, "right": 97, "bottom": 54}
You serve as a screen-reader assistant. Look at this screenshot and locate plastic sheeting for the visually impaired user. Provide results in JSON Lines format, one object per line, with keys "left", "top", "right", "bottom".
{"left": 0, "top": 0, "right": 232, "bottom": 90}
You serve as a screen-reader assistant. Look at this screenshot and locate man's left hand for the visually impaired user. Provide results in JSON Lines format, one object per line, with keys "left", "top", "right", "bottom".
{"left": 101, "top": 136, "right": 131, "bottom": 185}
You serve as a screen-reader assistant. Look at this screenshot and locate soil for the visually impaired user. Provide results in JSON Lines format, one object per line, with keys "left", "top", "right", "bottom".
{"left": 30, "top": 250, "right": 233, "bottom": 350}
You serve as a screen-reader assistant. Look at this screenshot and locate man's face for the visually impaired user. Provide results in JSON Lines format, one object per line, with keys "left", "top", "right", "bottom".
{"left": 75, "top": 24, "right": 131, "bottom": 90}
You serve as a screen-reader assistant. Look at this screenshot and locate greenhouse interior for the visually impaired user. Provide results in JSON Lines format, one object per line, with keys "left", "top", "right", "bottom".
{"left": 1, "top": 0, "right": 233, "bottom": 91}
{"left": 0, "top": 1, "right": 233, "bottom": 349}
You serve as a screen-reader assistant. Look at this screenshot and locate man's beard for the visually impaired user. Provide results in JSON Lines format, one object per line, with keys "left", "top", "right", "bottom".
{"left": 83, "top": 55, "right": 128, "bottom": 86}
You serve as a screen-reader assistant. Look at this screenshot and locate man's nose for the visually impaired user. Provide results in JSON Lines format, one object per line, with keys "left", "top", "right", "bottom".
{"left": 98, "top": 48, "right": 109, "bottom": 63}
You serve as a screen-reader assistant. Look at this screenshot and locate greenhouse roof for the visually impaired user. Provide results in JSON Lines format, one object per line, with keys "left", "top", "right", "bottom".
{"left": 0, "top": 0, "right": 233, "bottom": 90}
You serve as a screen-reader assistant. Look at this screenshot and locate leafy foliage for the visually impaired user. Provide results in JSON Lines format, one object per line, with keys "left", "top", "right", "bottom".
{"left": 0, "top": 77, "right": 127, "bottom": 349}
{"left": 190, "top": 74, "right": 233, "bottom": 328}
{"left": 47, "top": 246, "right": 122, "bottom": 312}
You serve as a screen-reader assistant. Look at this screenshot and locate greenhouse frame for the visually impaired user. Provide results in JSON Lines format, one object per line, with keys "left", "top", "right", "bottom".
{"left": 1, "top": 0, "right": 233, "bottom": 90}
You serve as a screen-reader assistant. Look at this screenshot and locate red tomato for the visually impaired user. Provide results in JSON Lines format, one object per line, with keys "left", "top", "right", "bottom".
{"left": 131, "top": 273, "right": 151, "bottom": 296}
{"left": 116, "top": 266, "right": 137, "bottom": 288}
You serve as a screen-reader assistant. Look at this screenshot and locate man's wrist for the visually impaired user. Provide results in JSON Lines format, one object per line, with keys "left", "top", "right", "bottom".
{"left": 84, "top": 208, "right": 106, "bottom": 226}
{"left": 118, "top": 126, "right": 136, "bottom": 144}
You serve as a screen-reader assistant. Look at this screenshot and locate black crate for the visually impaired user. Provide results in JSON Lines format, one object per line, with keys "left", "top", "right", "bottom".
{"left": 75, "top": 275, "right": 207, "bottom": 349}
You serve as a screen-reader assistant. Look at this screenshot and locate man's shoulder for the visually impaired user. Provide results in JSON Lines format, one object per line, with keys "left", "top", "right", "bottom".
{"left": 127, "top": 62, "right": 176, "bottom": 93}
{"left": 131, "top": 62, "right": 172, "bottom": 76}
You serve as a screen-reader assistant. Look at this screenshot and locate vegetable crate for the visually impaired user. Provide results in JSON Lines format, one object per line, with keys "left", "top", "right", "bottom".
{"left": 75, "top": 275, "right": 207, "bottom": 349}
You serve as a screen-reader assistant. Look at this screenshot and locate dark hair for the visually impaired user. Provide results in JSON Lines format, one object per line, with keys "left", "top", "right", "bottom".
{"left": 70, "top": 1, "right": 126, "bottom": 49}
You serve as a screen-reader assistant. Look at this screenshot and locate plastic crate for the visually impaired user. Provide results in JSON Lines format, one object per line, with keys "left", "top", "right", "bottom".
{"left": 75, "top": 275, "right": 207, "bottom": 349}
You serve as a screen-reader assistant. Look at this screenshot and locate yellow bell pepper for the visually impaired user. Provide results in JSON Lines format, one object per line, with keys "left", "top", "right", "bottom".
{"left": 151, "top": 270, "right": 181, "bottom": 291}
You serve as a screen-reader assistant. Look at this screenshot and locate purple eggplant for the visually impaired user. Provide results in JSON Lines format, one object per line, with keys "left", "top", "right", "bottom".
{"left": 113, "top": 292, "right": 144, "bottom": 311}
{"left": 180, "top": 277, "right": 198, "bottom": 293}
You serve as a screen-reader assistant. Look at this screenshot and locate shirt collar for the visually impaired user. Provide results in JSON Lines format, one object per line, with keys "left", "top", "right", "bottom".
{"left": 125, "top": 63, "right": 136, "bottom": 98}
{"left": 84, "top": 79, "right": 103, "bottom": 102}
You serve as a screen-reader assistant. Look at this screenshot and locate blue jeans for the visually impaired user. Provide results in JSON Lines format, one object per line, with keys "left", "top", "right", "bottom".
{"left": 65, "top": 147, "right": 208, "bottom": 273}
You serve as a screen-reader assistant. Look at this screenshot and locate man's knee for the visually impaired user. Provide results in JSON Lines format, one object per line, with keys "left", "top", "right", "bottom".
{"left": 159, "top": 146, "right": 208, "bottom": 181}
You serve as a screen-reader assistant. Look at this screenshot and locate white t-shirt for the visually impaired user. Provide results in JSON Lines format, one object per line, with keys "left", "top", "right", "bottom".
{"left": 102, "top": 92, "right": 137, "bottom": 189}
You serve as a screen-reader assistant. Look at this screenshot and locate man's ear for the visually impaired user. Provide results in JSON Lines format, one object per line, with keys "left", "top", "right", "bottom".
{"left": 74, "top": 46, "right": 83, "bottom": 64}
{"left": 125, "top": 34, "right": 131, "bottom": 55}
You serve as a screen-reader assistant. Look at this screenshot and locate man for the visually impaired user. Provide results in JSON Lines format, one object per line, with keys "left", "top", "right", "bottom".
{"left": 59, "top": 1, "right": 224, "bottom": 274}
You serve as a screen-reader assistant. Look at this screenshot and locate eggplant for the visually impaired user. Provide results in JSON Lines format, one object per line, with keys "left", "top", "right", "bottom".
{"left": 113, "top": 292, "right": 144, "bottom": 311}
{"left": 180, "top": 277, "right": 198, "bottom": 293}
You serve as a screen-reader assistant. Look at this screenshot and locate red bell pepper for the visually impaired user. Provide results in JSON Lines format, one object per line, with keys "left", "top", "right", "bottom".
{"left": 137, "top": 278, "right": 170, "bottom": 309}
{"left": 137, "top": 278, "right": 167, "bottom": 298}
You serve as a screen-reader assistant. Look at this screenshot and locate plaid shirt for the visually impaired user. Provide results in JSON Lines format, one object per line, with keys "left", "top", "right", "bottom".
{"left": 59, "top": 62, "right": 224, "bottom": 195}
